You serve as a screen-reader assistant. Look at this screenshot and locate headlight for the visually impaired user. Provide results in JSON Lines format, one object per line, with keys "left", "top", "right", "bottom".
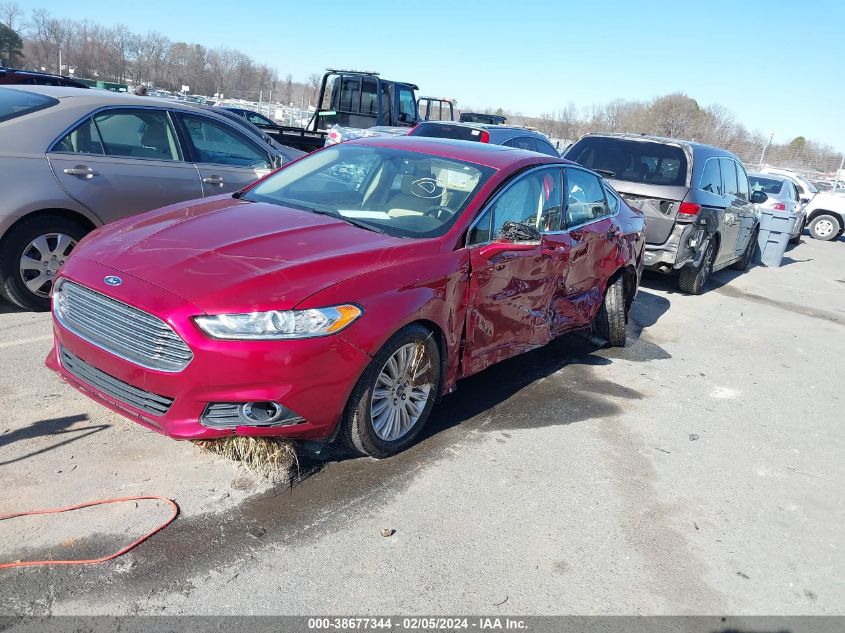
{"left": 194, "top": 304, "right": 362, "bottom": 340}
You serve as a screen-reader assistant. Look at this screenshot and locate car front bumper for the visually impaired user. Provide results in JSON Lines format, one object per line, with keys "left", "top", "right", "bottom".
{"left": 45, "top": 260, "right": 372, "bottom": 441}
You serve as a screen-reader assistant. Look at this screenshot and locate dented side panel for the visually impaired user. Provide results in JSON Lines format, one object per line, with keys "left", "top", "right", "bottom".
{"left": 462, "top": 245, "right": 556, "bottom": 377}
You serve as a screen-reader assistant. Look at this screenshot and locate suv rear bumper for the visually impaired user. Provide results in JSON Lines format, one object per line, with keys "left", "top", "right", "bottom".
{"left": 644, "top": 223, "right": 702, "bottom": 272}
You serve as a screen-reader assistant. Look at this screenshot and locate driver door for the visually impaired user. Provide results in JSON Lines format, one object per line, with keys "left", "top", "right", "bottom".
{"left": 463, "top": 167, "right": 563, "bottom": 377}
{"left": 175, "top": 112, "right": 274, "bottom": 195}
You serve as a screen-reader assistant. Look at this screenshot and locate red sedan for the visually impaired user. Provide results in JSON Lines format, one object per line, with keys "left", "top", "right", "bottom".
{"left": 46, "top": 137, "right": 645, "bottom": 458}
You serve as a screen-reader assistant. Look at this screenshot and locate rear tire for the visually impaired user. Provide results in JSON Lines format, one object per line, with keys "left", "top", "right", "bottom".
{"left": 341, "top": 324, "right": 441, "bottom": 458}
{"left": 678, "top": 239, "right": 715, "bottom": 295}
{"left": 0, "top": 215, "right": 87, "bottom": 311}
{"left": 592, "top": 275, "right": 626, "bottom": 347}
{"left": 808, "top": 214, "right": 840, "bottom": 241}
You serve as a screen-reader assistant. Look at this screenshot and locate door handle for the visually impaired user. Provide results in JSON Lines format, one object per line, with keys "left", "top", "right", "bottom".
{"left": 63, "top": 165, "right": 99, "bottom": 179}
{"left": 202, "top": 175, "right": 225, "bottom": 186}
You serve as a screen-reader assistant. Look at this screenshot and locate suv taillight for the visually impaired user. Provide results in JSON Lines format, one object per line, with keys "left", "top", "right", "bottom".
{"left": 771, "top": 202, "right": 786, "bottom": 210}
{"left": 479, "top": 130, "right": 490, "bottom": 143}
{"left": 677, "top": 201, "right": 701, "bottom": 221}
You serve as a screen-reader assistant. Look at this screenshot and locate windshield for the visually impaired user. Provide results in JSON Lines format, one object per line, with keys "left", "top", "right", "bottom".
{"left": 242, "top": 144, "right": 494, "bottom": 238}
{"left": 749, "top": 175, "right": 784, "bottom": 195}
{"left": 0, "top": 87, "right": 58, "bottom": 123}
{"left": 565, "top": 136, "right": 688, "bottom": 187}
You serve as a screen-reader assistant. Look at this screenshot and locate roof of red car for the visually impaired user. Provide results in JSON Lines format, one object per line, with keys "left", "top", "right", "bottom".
{"left": 348, "top": 135, "right": 574, "bottom": 170}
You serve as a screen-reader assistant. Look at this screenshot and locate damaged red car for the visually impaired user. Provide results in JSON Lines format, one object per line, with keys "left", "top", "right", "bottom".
{"left": 46, "top": 137, "right": 645, "bottom": 457}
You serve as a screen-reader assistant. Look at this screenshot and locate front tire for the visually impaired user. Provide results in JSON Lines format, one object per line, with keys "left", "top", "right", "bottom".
{"left": 0, "top": 215, "right": 87, "bottom": 311}
{"left": 342, "top": 325, "right": 441, "bottom": 458}
{"left": 678, "top": 239, "right": 715, "bottom": 295}
{"left": 593, "top": 275, "right": 626, "bottom": 347}
{"left": 808, "top": 214, "right": 841, "bottom": 241}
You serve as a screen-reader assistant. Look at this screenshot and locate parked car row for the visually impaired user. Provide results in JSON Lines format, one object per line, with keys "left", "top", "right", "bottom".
{"left": 0, "top": 76, "right": 830, "bottom": 461}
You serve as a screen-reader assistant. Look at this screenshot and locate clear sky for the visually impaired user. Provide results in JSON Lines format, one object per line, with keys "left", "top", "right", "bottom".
{"left": 26, "top": 0, "right": 845, "bottom": 151}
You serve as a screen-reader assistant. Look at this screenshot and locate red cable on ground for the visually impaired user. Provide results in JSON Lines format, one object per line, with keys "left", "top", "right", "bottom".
{"left": 0, "top": 495, "right": 179, "bottom": 569}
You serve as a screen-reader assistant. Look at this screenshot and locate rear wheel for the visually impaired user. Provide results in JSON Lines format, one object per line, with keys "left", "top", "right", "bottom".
{"left": 342, "top": 325, "right": 440, "bottom": 458}
{"left": 592, "top": 275, "right": 626, "bottom": 347}
{"left": 808, "top": 214, "right": 840, "bottom": 241}
{"left": 678, "top": 239, "right": 715, "bottom": 295}
{"left": 0, "top": 215, "right": 86, "bottom": 311}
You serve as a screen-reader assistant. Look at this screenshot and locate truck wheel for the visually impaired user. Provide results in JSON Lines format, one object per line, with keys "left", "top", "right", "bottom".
{"left": 809, "top": 214, "right": 841, "bottom": 241}
{"left": 342, "top": 324, "right": 440, "bottom": 458}
{"left": 678, "top": 240, "right": 715, "bottom": 295}
{"left": 592, "top": 276, "right": 626, "bottom": 347}
{"left": 0, "top": 215, "right": 87, "bottom": 311}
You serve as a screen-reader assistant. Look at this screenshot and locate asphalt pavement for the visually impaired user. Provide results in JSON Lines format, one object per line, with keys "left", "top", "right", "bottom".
{"left": 1, "top": 235, "right": 843, "bottom": 615}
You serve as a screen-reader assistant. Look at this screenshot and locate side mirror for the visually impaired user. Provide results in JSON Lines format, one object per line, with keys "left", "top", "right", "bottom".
{"left": 500, "top": 221, "right": 541, "bottom": 242}
{"left": 750, "top": 191, "right": 768, "bottom": 204}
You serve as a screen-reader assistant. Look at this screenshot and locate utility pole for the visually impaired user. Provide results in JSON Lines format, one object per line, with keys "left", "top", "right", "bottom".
{"left": 758, "top": 132, "right": 774, "bottom": 170}
{"left": 58, "top": 48, "right": 62, "bottom": 76}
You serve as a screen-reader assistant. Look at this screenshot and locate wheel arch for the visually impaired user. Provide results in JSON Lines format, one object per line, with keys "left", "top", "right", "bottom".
{"left": 0, "top": 208, "right": 98, "bottom": 248}
{"left": 403, "top": 318, "right": 449, "bottom": 401}
{"left": 806, "top": 208, "right": 844, "bottom": 226}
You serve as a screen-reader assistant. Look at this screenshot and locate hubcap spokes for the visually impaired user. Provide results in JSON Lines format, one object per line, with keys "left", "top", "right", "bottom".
{"left": 19, "top": 233, "right": 77, "bottom": 298}
{"left": 371, "top": 343, "right": 433, "bottom": 442}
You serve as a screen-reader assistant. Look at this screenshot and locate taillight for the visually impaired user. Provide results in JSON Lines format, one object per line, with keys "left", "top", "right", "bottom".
{"left": 771, "top": 202, "right": 786, "bottom": 210}
{"left": 479, "top": 130, "right": 490, "bottom": 143}
{"left": 677, "top": 201, "right": 701, "bottom": 221}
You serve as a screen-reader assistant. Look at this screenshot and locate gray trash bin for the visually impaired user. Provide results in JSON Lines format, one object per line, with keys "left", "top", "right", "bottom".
{"left": 755, "top": 210, "right": 797, "bottom": 268}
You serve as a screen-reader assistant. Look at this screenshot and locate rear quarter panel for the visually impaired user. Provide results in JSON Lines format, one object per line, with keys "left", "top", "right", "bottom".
{"left": 0, "top": 154, "right": 100, "bottom": 238}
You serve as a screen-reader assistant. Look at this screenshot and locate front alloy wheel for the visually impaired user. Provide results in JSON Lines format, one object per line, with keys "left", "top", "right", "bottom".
{"left": 371, "top": 343, "right": 433, "bottom": 441}
{"left": 343, "top": 325, "right": 440, "bottom": 458}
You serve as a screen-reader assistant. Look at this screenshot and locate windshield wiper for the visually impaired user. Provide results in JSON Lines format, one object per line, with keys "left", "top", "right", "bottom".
{"left": 593, "top": 168, "right": 616, "bottom": 177}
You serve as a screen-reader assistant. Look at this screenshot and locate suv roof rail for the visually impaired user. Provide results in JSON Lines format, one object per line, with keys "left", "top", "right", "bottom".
{"left": 325, "top": 68, "right": 380, "bottom": 76}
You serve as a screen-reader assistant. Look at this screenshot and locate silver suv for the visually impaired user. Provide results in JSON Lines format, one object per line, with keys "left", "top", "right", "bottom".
{"left": 0, "top": 85, "right": 292, "bottom": 310}
{"left": 565, "top": 134, "right": 764, "bottom": 294}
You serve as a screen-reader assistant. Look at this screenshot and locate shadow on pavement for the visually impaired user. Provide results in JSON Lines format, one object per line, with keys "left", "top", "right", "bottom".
{"left": 0, "top": 298, "right": 25, "bottom": 315}
{"left": 0, "top": 414, "right": 110, "bottom": 468}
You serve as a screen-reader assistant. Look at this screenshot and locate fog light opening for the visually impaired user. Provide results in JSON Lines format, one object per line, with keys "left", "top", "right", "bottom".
{"left": 239, "top": 401, "right": 285, "bottom": 424}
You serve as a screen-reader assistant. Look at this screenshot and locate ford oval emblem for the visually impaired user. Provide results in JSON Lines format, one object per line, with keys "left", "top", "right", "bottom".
{"left": 104, "top": 275, "right": 122, "bottom": 286}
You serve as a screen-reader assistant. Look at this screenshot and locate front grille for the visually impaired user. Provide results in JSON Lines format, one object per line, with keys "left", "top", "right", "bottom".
{"left": 60, "top": 346, "right": 174, "bottom": 416}
{"left": 54, "top": 280, "right": 193, "bottom": 372}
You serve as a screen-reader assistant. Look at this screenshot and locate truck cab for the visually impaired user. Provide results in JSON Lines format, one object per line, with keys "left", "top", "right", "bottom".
{"left": 314, "top": 70, "right": 419, "bottom": 130}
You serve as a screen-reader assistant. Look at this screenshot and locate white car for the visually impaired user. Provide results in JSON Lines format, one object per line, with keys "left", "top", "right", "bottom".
{"left": 748, "top": 172, "right": 806, "bottom": 243}
{"left": 761, "top": 167, "right": 818, "bottom": 205}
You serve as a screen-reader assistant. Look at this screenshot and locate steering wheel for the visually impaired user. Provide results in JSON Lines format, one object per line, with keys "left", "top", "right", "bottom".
{"left": 409, "top": 177, "right": 444, "bottom": 199}
{"left": 424, "top": 205, "right": 454, "bottom": 221}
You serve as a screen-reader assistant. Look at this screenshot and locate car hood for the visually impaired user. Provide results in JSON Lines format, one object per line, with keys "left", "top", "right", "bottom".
{"left": 72, "top": 196, "right": 420, "bottom": 313}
